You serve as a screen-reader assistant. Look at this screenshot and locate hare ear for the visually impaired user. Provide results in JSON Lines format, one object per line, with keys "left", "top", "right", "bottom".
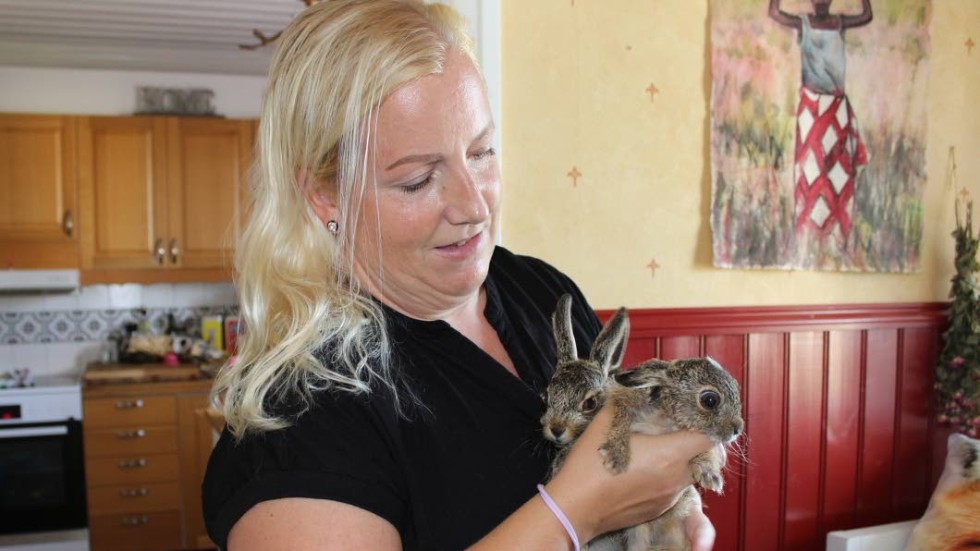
{"left": 613, "top": 366, "right": 666, "bottom": 399}
{"left": 590, "top": 307, "right": 630, "bottom": 377}
{"left": 552, "top": 294, "right": 577, "bottom": 364}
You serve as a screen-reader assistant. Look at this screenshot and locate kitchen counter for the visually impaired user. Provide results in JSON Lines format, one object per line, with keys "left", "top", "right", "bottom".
{"left": 83, "top": 363, "right": 214, "bottom": 398}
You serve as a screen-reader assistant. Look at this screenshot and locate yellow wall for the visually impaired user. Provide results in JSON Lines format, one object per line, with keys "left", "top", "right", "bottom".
{"left": 500, "top": 0, "right": 980, "bottom": 309}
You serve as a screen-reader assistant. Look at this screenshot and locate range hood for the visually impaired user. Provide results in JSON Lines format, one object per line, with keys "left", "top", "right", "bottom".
{"left": 0, "top": 269, "right": 80, "bottom": 294}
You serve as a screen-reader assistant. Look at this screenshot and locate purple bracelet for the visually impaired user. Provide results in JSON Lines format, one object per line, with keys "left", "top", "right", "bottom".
{"left": 536, "top": 484, "right": 581, "bottom": 551}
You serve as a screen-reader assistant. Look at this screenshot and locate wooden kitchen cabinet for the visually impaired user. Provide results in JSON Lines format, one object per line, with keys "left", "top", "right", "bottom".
{"left": 83, "top": 375, "right": 218, "bottom": 551}
{"left": 78, "top": 115, "right": 254, "bottom": 284}
{"left": 0, "top": 113, "right": 80, "bottom": 268}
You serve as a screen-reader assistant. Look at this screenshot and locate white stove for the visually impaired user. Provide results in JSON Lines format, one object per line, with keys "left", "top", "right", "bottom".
{"left": 0, "top": 376, "right": 83, "bottom": 424}
{"left": 0, "top": 372, "right": 89, "bottom": 551}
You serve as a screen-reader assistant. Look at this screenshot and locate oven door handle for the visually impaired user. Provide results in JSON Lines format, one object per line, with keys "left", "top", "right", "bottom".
{"left": 0, "top": 425, "right": 69, "bottom": 439}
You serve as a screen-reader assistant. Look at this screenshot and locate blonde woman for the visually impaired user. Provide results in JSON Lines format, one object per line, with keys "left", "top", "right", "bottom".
{"left": 203, "top": 1, "right": 716, "bottom": 550}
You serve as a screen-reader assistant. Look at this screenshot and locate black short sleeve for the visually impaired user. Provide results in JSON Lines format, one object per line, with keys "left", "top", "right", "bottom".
{"left": 203, "top": 388, "right": 407, "bottom": 550}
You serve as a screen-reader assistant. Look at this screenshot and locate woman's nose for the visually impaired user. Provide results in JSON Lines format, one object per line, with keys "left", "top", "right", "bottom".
{"left": 443, "top": 166, "right": 489, "bottom": 225}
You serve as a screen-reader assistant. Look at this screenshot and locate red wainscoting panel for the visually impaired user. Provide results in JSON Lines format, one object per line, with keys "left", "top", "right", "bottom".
{"left": 595, "top": 303, "right": 947, "bottom": 551}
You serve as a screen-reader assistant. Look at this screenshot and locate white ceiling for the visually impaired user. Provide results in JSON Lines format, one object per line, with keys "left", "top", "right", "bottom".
{"left": 0, "top": 0, "right": 310, "bottom": 76}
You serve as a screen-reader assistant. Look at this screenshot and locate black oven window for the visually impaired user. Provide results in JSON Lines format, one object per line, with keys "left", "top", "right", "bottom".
{"left": 0, "top": 420, "right": 87, "bottom": 535}
{"left": 1, "top": 438, "right": 67, "bottom": 508}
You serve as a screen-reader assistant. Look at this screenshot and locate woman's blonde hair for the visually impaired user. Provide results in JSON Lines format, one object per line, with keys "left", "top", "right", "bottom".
{"left": 214, "top": 0, "right": 478, "bottom": 437}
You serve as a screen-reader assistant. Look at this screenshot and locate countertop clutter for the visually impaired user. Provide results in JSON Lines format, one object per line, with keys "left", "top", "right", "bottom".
{"left": 82, "top": 362, "right": 220, "bottom": 551}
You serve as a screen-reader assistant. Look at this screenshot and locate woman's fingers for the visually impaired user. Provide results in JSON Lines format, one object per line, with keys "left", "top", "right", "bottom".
{"left": 684, "top": 491, "right": 717, "bottom": 551}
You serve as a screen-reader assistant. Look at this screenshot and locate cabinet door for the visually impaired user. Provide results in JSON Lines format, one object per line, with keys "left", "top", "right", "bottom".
{"left": 79, "top": 116, "right": 169, "bottom": 270}
{"left": 167, "top": 118, "right": 252, "bottom": 270}
{"left": 178, "top": 393, "right": 221, "bottom": 549}
{"left": 0, "top": 114, "right": 79, "bottom": 268}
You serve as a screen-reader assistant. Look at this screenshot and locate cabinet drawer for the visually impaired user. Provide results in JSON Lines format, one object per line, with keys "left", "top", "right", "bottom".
{"left": 89, "top": 510, "right": 182, "bottom": 551}
{"left": 84, "top": 396, "right": 176, "bottom": 428}
{"left": 87, "top": 481, "right": 180, "bottom": 515}
{"left": 85, "top": 454, "right": 179, "bottom": 486}
{"left": 84, "top": 426, "right": 177, "bottom": 457}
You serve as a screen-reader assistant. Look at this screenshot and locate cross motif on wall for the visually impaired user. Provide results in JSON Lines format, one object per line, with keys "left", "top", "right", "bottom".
{"left": 567, "top": 166, "right": 582, "bottom": 187}
{"left": 646, "top": 83, "right": 660, "bottom": 102}
{"left": 967, "top": 38, "right": 975, "bottom": 54}
{"left": 646, "top": 258, "right": 661, "bottom": 277}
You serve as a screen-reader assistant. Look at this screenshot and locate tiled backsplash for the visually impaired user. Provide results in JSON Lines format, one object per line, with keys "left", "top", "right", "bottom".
{"left": 0, "top": 282, "right": 238, "bottom": 378}
{"left": 1, "top": 305, "right": 238, "bottom": 345}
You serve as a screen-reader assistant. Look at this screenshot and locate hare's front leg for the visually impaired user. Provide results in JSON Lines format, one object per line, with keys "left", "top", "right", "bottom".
{"left": 690, "top": 446, "right": 726, "bottom": 494}
{"left": 599, "top": 389, "right": 646, "bottom": 474}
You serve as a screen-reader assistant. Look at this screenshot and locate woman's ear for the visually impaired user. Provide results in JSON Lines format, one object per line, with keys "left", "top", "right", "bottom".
{"left": 299, "top": 170, "right": 338, "bottom": 228}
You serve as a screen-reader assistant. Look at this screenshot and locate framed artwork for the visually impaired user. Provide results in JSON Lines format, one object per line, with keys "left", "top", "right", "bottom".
{"left": 710, "top": 0, "right": 932, "bottom": 272}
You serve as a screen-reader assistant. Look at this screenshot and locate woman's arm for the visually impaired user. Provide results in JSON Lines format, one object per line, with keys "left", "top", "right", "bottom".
{"left": 768, "top": 0, "right": 801, "bottom": 30}
{"left": 841, "top": 0, "right": 873, "bottom": 29}
{"left": 225, "top": 407, "right": 713, "bottom": 551}
{"left": 228, "top": 498, "right": 402, "bottom": 550}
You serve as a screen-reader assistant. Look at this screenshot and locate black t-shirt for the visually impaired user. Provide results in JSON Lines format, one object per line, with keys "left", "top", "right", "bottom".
{"left": 202, "top": 247, "right": 602, "bottom": 550}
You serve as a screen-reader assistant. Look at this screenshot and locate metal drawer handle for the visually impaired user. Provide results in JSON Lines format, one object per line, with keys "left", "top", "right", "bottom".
{"left": 118, "top": 458, "right": 148, "bottom": 469}
{"left": 115, "top": 429, "right": 146, "bottom": 439}
{"left": 62, "top": 210, "right": 74, "bottom": 237}
{"left": 154, "top": 238, "right": 165, "bottom": 264}
{"left": 121, "top": 515, "right": 149, "bottom": 526}
{"left": 115, "top": 399, "right": 144, "bottom": 409}
{"left": 119, "top": 487, "right": 149, "bottom": 498}
{"left": 169, "top": 238, "right": 179, "bottom": 264}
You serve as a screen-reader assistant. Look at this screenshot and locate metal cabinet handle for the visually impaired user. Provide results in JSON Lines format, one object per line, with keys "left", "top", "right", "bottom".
{"left": 62, "top": 210, "right": 74, "bottom": 237}
{"left": 153, "top": 238, "right": 165, "bottom": 264}
{"left": 115, "top": 429, "right": 146, "bottom": 439}
{"left": 121, "top": 515, "right": 149, "bottom": 526}
{"left": 118, "top": 458, "right": 148, "bottom": 469}
{"left": 114, "top": 399, "right": 144, "bottom": 409}
{"left": 119, "top": 487, "right": 149, "bottom": 498}
{"left": 169, "top": 238, "right": 179, "bottom": 264}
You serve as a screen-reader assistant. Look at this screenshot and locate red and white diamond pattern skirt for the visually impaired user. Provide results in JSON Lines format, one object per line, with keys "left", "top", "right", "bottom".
{"left": 793, "top": 86, "right": 868, "bottom": 237}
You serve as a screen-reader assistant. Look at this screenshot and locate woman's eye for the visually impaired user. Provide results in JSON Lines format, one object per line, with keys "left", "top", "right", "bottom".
{"left": 401, "top": 175, "right": 432, "bottom": 193}
{"left": 471, "top": 147, "right": 496, "bottom": 160}
{"left": 699, "top": 390, "right": 721, "bottom": 410}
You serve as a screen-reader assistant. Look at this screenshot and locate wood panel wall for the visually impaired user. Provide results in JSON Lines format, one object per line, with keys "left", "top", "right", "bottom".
{"left": 595, "top": 303, "right": 950, "bottom": 551}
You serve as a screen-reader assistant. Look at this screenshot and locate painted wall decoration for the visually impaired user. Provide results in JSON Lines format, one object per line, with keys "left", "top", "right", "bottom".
{"left": 710, "top": 0, "right": 932, "bottom": 272}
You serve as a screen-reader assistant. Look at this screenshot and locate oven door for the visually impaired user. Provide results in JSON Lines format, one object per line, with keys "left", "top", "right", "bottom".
{"left": 0, "top": 419, "right": 88, "bottom": 535}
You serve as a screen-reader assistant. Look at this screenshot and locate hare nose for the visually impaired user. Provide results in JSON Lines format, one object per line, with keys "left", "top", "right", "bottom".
{"left": 732, "top": 420, "right": 744, "bottom": 437}
{"left": 549, "top": 425, "right": 566, "bottom": 439}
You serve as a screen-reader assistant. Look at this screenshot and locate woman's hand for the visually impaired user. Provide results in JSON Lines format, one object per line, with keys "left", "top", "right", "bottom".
{"left": 684, "top": 489, "right": 717, "bottom": 551}
{"left": 543, "top": 405, "right": 714, "bottom": 543}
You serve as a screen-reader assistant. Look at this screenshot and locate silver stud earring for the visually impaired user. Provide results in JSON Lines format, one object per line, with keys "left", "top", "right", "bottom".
{"left": 326, "top": 220, "right": 339, "bottom": 234}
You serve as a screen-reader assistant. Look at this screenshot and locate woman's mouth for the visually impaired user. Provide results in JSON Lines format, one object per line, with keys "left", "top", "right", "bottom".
{"left": 436, "top": 232, "right": 483, "bottom": 257}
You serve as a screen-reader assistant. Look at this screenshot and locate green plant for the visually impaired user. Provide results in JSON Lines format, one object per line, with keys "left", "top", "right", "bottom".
{"left": 935, "top": 200, "right": 980, "bottom": 437}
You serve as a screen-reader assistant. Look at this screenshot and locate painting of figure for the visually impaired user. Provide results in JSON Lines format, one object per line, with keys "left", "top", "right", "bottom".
{"left": 710, "top": 0, "right": 931, "bottom": 272}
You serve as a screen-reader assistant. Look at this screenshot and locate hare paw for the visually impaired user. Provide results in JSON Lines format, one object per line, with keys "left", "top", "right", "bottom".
{"left": 598, "top": 441, "right": 630, "bottom": 474}
{"left": 692, "top": 465, "right": 724, "bottom": 494}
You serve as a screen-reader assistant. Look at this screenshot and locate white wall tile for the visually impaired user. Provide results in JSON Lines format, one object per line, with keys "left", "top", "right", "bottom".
{"left": 0, "top": 345, "right": 15, "bottom": 370}
{"left": 42, "top": 289, "right": 83, "bottom": 311}
{"left": 173, "top": 282, "right": 237, "bottom": 307}
{"left": 107, "top": 284, "right": 143, "bottom": 309}
{"left": 11, "top": 343, "right": 48, "bottom": 370}
{"left": 142, "top": 284, "right": 176, "bottom": 308}
{"left": 77, "top": 285, "right": 110, "bottom": 310}
{"left": 0, "top": 294, "right": 49, "bottom": 312}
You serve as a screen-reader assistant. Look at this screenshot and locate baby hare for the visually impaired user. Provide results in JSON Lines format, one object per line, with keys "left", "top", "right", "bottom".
{"left": 541, "top": 294, "right": 744, "bottom": 551}
{"left": 540, "top": 293, "right": 629, "bottom": 477}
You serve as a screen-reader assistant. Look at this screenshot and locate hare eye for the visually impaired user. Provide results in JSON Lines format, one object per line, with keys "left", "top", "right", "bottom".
{"left": 699, "top": 390, "right": 721, "bottom": 410}
{"left": 581, "top": 396, "right": 598, "bottom": 413}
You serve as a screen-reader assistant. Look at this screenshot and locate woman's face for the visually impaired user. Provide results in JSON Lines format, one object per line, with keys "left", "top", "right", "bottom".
{"left": 348, "top": 50, "right": 500, "bottom": 318}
